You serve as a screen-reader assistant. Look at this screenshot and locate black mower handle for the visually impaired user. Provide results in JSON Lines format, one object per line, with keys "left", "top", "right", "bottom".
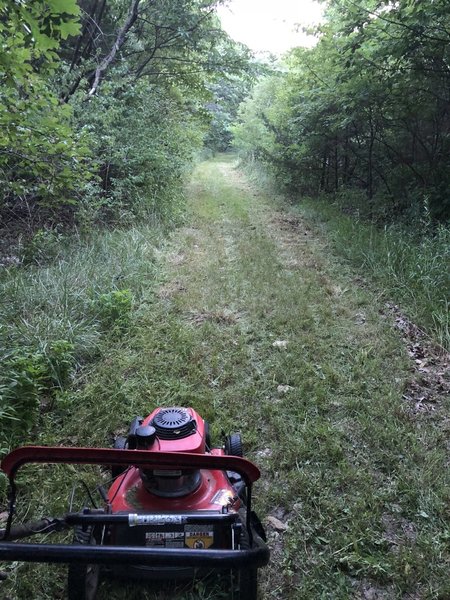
{"left": 0, "top": 536, "right": 270, "bottom": 569}
{"left": 0, "top": 518, "right": 64, "bottom": 541}
{"left": 0, "top": 510, "right": 239, "bottom": 542}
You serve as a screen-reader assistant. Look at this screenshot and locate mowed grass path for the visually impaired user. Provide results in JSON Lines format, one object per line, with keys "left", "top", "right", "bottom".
{"left": 7, "top": 157, "right": 450, "bottom": 599}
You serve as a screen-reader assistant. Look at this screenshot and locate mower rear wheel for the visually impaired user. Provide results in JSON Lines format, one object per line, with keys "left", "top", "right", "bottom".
{"left": 67, "top": 526, "right": 101, "bottom": 600}
{"left": 237, "top": 567, "right": 258, "bottom": 600}
{"left": 232, "top": 526, "right": 258, "bottom": 600}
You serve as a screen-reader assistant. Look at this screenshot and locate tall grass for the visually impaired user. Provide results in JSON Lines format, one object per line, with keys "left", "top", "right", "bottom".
{"left": 0, "top": 226, "right": 165, "bottom": 451}
{"left": 299, "top": 198, "right": 450, "bottom": 349}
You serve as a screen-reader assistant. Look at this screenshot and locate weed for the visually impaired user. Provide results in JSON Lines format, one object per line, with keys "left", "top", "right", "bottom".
{"left": 0, "top": 349, "right": 47, "bottom": 435}
{"left": 44, "top": 339, "right": 75, "bottom": 389}
{"left": 95, "top": 289, "right": 134, "bottom": 329}
{"left": 21, "top": 228, "right": 66, "bottom": 266}
{"left": 0, "top": 340, "right": 76, "bottom": 444}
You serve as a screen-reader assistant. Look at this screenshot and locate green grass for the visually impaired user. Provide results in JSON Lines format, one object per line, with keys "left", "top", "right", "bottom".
{"left": 2, "top": 155, "right": 450, "bottom": 599}
{"left": 297, "top": 197, "right": 450, "bottom": 351}
{"left": 0, "top": 225, "right": 166, "bottom": 451}
{"left": 242, "top": 161, "right": 450, "bottom": 351}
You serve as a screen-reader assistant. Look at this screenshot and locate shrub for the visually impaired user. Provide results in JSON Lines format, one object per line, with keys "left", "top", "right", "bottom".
{"left": 21, "top": 228, "right": 65, "bottom": 265}
{"left": 0, "top": 338, "right": 75, "bottom": 449}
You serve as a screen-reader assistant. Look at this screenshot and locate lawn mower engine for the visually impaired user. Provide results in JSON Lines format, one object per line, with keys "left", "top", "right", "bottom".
{"left": 0, "top": 406, "right": 269, "bottom": 600}
{"left": 118, "top": 406, "right": 213, "bottom": 500}
{"left": 109, "top": 407, "right": 249, "bottom": 579}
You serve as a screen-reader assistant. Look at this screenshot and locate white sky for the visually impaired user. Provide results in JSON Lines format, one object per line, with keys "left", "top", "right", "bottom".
{"left": 217, "top": 0, "right": 325, "bottom": 55}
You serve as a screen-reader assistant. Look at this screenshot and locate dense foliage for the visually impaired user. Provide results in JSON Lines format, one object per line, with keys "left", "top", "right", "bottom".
{"left": 0, "top": 0, "right": 92, "bottom": 225}
{"left": 234, "top": 0, "right": 450, "bottom": 223}
{"left": 0, "top": 0, "right": 251, "bottom": 231}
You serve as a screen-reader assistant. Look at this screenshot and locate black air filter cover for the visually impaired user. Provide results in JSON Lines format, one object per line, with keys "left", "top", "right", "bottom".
{"left": 152, "top": 407, "right": 196, "bottom": 440}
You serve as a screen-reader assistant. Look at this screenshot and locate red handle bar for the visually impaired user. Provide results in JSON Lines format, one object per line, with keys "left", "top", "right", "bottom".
{"left": 1, "top": 446, "right": 260, "bottom": 485}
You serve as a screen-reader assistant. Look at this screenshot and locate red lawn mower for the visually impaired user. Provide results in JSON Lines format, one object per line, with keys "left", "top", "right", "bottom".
{"left": 0, "top": 406, "right": 269, "bottom": 599}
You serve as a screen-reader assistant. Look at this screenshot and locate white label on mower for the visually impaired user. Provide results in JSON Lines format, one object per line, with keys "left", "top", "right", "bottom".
{"left": 128, "top": 514, "right": 183, "bottom": 527}
{"left": 145, "top": 531, "right": 184, "bottom": 548}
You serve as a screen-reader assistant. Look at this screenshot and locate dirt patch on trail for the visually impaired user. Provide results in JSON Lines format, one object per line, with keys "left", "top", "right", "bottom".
{"left": 266, "top": 212, "right": 335, "bottom": 286}
{"left": 352, "top": 580, "right": 425, "bottom": 600}
{"left": 157, "top": 279, "right": 186, "bottom": 299}
{"left": 260, "top": 507, "right": 290, "bottom": 596}
{"left": 187, "top": 308, "right": 240, "bottom": 327}
{"left": 269, "top": 212, "right": 316, "bottom": 246}
{"left": 166, "top": 251, "right": 186, "bottom": 266}
{"left": 351, "top": 579, "right": 397, "bottom": 599}
{"left": 381, "top": 512, "right": 417, "bottom": 550}
{"left": 273, "top": 213, "right": 312, "bottom": 234}
{"left": 216, "top": 161, "right": 254, "bottom": 192}
{"left": 385, "top": 302, "right": 449, "bottom": 416}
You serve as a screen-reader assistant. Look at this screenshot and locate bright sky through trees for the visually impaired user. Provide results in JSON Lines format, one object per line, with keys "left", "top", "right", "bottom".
{"left": 217, "top": 0, "right": 324, "bottom": 54}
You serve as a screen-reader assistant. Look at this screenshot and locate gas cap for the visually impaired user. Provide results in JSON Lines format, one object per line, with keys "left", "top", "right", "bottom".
{"left": 135, "top": 425, "right": 156, "bottom": 449}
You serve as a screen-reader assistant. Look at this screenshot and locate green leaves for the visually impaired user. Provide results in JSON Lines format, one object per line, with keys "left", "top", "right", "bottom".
{"left": 0, "top": 0, "right": 80, "bottom": 78}
{"left": 0, "top": 0, "right": 91, "bottom": 219}
{"left": 58, "top": 20, "right": 81, "bottom": 39}
{"left": 235, "top": 0, "right": 450, "bottom": 222}
{"left": 47, "top": 0, "right": 80, "bottom": 16}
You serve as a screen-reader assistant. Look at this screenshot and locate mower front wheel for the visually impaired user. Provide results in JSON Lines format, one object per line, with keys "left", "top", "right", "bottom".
{"left": 225, "top": 433, "right": 243, "bottom": 457}
{"left": 111, "top": 435, "right": 127, "bottom": 478}
{"left": 67, "top": 526, "right": 101, "bottom": 600}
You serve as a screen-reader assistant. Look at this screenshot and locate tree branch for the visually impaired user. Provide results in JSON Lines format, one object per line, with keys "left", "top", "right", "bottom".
{"left": 88, "top": 0, "right": 141, "bottom": 97}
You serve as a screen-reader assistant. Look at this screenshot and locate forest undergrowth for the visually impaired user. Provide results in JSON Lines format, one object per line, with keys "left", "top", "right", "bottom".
{"left": 1, "top": 156, "right": 449, "bottom": 599}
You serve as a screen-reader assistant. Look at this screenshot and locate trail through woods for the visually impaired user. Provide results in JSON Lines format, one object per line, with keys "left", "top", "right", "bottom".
{"left": 5, "top": 156, "right": 449, "bottom": 599}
